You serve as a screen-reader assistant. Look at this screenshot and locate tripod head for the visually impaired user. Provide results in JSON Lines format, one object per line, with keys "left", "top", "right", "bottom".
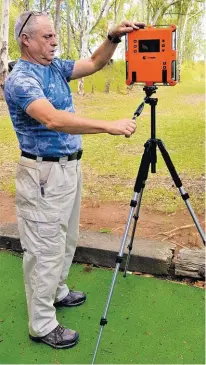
{"left": 143, "top": 85, "right": 158, "bottom": 98}
{"left": 132, "top": 85, "right": 159, "bottom": 174}
{"left": 133, "top": 86, "right": 158, "bottom": 119}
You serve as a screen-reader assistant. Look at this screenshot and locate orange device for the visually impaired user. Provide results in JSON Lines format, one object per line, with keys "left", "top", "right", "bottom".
{"left": 125, "top": 25, "right": 177, "bottom": 86}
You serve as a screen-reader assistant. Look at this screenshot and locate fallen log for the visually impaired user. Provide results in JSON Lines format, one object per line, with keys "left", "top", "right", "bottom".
{"left": 174, "top": 248, "right": 205, "bottom": 278}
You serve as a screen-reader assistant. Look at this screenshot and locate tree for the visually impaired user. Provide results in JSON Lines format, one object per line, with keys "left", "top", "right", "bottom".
{"left": 68, "top": 0, "right": 110, "bottom": 94}
{"left": 24, "top": 0, "right": 30, "bottom": 10}
{"left": 54, "top": 0, "right": 62, "bottom": 56}
{"left": 65, "top": 0, "right": 71, "bottom": 58}
{"left": 0, "top": 0, "right": 10, "bottom": 97}
{"left": 176, "top": 0, "right": 192, "bottom": 80}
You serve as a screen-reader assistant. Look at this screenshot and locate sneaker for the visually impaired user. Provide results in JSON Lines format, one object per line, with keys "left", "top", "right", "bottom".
{"left": 29, "top": 325, "right": 79, "bottom": 349}
{"left": 54, "top": 290, "right": 86, "bottom": 307}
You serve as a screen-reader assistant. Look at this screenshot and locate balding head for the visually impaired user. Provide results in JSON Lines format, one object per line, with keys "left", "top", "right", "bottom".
{"left": 14, "top": 11, "right": 57, "bottom": 66}
{"left": 15, "top": 11, "right": 51, "bottom": 47}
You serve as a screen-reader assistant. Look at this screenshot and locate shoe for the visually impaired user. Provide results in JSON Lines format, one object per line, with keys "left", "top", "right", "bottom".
{"left": 29, "top": 325, "right": 79, "bottom": 349}
{"left": 54, "top": 290, "right": 86, "bottom": 307}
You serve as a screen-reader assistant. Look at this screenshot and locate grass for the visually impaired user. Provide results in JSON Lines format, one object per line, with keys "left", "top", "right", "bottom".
{"left": 0, "top": 62, "right": 205, "bottom": 213}
{"left": 0, "top": 250, "right": 205, "bottom": 364}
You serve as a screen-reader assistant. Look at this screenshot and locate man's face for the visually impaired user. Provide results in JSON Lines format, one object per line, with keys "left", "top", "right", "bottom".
{"left": 23, "top": 16, "right": 58, "bottom": 65}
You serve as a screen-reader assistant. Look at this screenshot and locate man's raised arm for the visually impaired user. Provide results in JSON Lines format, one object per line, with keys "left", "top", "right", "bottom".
{"left": 71, "top": 21, "right": 145, "bottom": 80}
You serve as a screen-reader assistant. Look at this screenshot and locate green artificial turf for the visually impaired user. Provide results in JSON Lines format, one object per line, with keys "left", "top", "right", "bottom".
{"left": 0, "top": 251, "right": 205, "bottom": 364}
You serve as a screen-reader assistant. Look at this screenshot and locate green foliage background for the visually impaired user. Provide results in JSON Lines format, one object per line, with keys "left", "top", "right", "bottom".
{"left": 0, "top": 0, "right": 205, "bottom": 63}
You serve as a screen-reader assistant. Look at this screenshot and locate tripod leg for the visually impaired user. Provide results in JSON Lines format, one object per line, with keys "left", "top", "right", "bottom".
{"left": 91, "top": 143, "right": 152, "bottom": 364}
{"left": 123, "top": 141, "right": 152, "bottom": 276}
{"left": 123, "top": 187, "right": 144, "bottom": 277}
{"left": 92, "top": 191, "right": 141, "bottom": 364}
{"left": 92, "top": 261, "right": 121, "bottom": 364}
{"left": 157, "top": 140, "right": 205, "bottom": 245}
{"left": 91, "top": 206, "right": 134, "bottom": 364}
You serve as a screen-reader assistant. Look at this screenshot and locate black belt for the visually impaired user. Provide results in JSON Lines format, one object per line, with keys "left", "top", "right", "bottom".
{"left": 21, "top": 150, "right": 83, "bottom": 162}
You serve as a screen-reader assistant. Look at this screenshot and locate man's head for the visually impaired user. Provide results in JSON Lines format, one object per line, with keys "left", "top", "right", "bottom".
{"left": 15, "top": 11, "right": 57, "bottom": 65}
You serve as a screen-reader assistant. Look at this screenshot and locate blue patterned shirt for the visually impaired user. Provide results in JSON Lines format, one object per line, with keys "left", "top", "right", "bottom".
{"left": 4, "top": 58, "right": 82, "bottom": 157}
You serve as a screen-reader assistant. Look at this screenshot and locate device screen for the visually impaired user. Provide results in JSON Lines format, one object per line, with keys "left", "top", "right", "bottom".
{"left": 139, "top": 39, "right": 160, "bottom": 52}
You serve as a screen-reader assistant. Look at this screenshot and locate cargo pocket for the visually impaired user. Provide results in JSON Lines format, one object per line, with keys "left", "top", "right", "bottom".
{"left": 19, "top": 209, "right": 61, "bottom": 255}
{"left": 16, "top": 162, "right": 39, "bottom": 209}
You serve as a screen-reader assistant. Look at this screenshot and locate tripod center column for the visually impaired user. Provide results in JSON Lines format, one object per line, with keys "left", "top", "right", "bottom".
{"left": 149, "top": 98, "right": 158, "bottom": 140}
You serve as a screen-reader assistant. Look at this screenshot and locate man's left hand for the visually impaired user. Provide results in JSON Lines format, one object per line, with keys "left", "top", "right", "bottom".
{"left": 108, "top": 20, "right": 145, "bottom": 38}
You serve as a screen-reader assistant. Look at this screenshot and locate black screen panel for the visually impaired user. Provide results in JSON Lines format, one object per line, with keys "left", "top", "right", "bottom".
{"left": 139, "top": 39, "right": 160, "bottom": 53}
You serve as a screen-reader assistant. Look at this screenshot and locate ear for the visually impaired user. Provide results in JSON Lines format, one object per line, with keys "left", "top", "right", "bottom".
{"left": 21, "top": 34, "right": 30, "bottom": 47}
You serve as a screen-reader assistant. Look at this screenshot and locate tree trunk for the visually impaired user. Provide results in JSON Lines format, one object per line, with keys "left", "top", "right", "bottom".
{"left": 0, "top": 41, "right": 7, "bottom": 98}
{"left": 77, "top": 78, "right": 85, "bottom": 96}
{"left": 146, "top": 0, "right": 151, "bottom": 23}
{"left": 54, "top": 0, "right": 62, "bottom": 56}
{"left": 44, "top": 0, "right": 48, "bottom": 10}
{"left": 177, "top": 3, "right": 191, "bottom": 82}
{"left": 104, "top": 80, "right": 110, "bottom": 93}
{"left": 40, "top": 0, "right": 49, "bottom": 11}
{"left": 151, "top": 0, "right": 179, "bottom": 25}
{"left": 141, "top": 0, "right": 145, "bottom": 23}
{"left": 24, "top": 0, "right": 30, "bottom": 10}
{"left": 77, "top": 32, "right": 90, "bottom": 94}
{"left": 69, "top": 0, "right": 110, "bottom": 94}
{"left": 0, "top": 0, "right": 10, "bottom": 95}
{"left": 113, "top": 0, "right": 121, "bottom": 25}
{"left": 66, "top": 0, "right": 71, "bottom": 58}
{"left": 174, "top": 248, "right": 205, "bottom": 278}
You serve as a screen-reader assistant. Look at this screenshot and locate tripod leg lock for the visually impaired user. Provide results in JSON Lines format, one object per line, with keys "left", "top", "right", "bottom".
{"left": 100, "top": 317, "right": 107, "bottom": 326}
{"left": 116, "top": 255, "right": 123, "bottom": 263}
{"left": 181, "top": 192, "right": 189, "bottom": 201}
{"left": 130, "top": 200, "right": 137, "bottom": 207}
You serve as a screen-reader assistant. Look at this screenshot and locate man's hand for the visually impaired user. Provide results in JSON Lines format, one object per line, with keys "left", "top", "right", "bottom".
{"left": 71, "top": 20, "right": 145, "bottom": 80}
{"left": 108, "top": 20, "right": 145, "bottom": 39}
{"left": 26, "top": 99, "right": 137, "bottom": 137}
{"left": 107, "top": 119, "right": 136, "bottom": 138}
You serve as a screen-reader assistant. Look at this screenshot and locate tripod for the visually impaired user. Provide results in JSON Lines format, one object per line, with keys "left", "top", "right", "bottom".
{"left": 91, "top": 86, "right": 205, "bottom": 364}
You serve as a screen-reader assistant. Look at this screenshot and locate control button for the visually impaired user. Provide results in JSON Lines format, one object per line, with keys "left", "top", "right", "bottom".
{"left": 163, "top": 66, "right": 166, "bottom": 70}
{"left": 163, "top": 62, "right": 166, "bottom": 65}
{"left": 162, "top": 44, "right": 165, "bottom": 47}
{"left": 162, "top": 39, "right": 165, "bottom": 42}
{"left": 134, "top": 50, "right": 137, "bottom": 53}
{"left": 162, "top": 49, "right": 165, "bottom": 52}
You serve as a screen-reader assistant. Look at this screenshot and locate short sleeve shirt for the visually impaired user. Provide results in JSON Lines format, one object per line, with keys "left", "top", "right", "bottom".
{"left": 4, "top": 58, "right": 82, "bottom": 157}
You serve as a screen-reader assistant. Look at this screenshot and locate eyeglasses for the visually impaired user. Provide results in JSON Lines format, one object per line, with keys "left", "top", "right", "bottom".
{"left": 18, "top": 11, "right": 48, "bottom": 37}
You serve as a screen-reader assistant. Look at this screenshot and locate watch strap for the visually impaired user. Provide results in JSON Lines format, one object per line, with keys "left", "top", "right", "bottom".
{"left": 107, "top": 34, "right": 121, "bottom": 44}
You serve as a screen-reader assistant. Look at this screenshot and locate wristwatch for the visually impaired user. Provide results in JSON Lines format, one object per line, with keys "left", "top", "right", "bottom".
{"left": 107, "top": 33, "right": 121, "bottom": 44}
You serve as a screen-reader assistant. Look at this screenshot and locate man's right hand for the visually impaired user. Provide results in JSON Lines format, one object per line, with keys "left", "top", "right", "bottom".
{"left": 26, "top": 99, "right": 137, "bottom": 136}
{"left": 107, "top": 119, "right": 136, "bottom": 137}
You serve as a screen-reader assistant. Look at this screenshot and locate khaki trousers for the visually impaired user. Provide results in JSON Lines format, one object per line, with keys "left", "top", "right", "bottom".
{"left": 16, "top": 155, "right": 82, "bottom": 337}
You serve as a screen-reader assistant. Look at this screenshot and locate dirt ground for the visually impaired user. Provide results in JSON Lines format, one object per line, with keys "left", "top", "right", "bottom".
{"left": 0, "top": 190, "right": 204, "bottom": 250}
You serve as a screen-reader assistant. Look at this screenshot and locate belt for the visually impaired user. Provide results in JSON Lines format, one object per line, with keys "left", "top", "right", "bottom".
{"left": 21, "top": 150, "right": 83, "bottom": 162}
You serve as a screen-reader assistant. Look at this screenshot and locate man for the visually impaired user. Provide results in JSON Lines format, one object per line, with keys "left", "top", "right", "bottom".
{"left": 4, "top": 11, "right": 144, "bottom": 349}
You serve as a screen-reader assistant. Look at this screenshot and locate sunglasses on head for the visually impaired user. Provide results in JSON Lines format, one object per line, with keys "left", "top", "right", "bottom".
{"left": 18, "top": 11, "right": 49, "bottom": 37}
